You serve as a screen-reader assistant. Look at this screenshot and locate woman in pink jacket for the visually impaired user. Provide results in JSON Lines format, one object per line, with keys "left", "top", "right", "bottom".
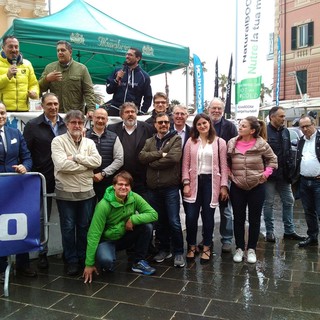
{"left": 182, "top": 113, "right": 228, "bottom": 263}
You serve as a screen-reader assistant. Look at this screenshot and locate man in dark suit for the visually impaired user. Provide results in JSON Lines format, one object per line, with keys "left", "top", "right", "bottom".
{"left": 107, "top": 102, "right": 154, "bottom": 199}
{"left": 0, "top": 102, "right": 36, "bottom": 277}
{"left": 24, "top": 93, "right": 67, "bottom": 269}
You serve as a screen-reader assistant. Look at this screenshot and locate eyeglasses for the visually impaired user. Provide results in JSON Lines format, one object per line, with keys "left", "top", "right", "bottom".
{"left": 116, "top": 183, "right": 130, "bottom": 187}
{"left": 174, "top": 112, "right": 187, "bottom": 116}
{"left": 300, "top": 124, "right": 313, "bottom": 130}
{"left": 154, "top": 101, "right": 167, "bottom": 105}
{"left": 69, "top": 120, "right": 84, "bottom": 126}
{"left": 156, "top": 120, "right": 170, "bottom": 125}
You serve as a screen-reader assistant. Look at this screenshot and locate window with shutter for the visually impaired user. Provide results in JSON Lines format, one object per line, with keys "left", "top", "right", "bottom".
{"left": 291, "top": 22, "right": 314, "bottom": 50}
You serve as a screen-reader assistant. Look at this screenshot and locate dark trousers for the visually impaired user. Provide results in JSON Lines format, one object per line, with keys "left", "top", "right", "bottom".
{"left": 230, "top": 182, "right": 266, "bottom": 250}
{"left": 299, "top": 177, "right": 320, "bottom": 239}
{"left": 0, "top": 253, "right": 30, "bottom": 272}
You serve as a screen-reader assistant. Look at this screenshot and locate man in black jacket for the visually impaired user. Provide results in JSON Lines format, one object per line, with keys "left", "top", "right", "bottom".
{"left": 86, "top": 108, "right": 123, "bottom": 201}
{"left": 106, "top": 48, "right": 152, "bottom": 116}
{"left": 296, "top": 115, "right": 320, "bottom": 247}
{"left": 24, "top": 93, "right": 67, "bottom": 269}
{"left": 107, "top": 102, "right": 154, "bottom": 199}
{"left": 263, "top": 106, "right": 306, "bottom": 242}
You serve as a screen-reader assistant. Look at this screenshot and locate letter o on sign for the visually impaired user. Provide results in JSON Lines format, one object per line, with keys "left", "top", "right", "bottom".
{"left": 0, "top": 213, "right": 28, "bottom": 241}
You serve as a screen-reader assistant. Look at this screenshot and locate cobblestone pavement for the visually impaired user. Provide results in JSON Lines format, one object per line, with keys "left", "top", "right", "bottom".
{"left": 1, "top": 199, "right": 320, "bottom": 319}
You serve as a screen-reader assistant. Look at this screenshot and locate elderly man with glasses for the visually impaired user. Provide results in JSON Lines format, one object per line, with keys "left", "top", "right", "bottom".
{"left": 51, "top": 110, "right": 101, "bottom": 276}
{"left": 296, "top": 115, "right": 320, "bottom": 248}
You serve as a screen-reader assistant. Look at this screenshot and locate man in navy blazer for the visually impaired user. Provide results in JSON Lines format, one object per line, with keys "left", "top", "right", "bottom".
{"left": 0, "top": 102, "right": 36, "bottom": 278}
{"left": 107, "top": 102, "right": 154, "bottom": 199}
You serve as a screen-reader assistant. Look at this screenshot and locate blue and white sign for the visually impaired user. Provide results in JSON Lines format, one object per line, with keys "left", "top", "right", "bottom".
{"left": 193, "top": 54, "right": 204, "bottom": 114}
{"left": 0, "top": 174, "right": 41, "bottom": 256}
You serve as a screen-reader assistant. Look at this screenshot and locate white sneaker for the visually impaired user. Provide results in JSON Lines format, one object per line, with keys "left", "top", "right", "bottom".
{"left": 233, "top": 248, "right": 244, "bottom": 263}
{"left": 247, "top": 249, "right": 257, "bottom": 264}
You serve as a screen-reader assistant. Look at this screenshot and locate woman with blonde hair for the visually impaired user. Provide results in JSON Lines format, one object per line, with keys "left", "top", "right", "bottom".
{"left": 227, "top": 116, "right": 277, "bottom": 264}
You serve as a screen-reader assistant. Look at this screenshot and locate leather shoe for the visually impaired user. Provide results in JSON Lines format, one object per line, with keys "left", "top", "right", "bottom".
{"left": 266, "top": 233, "right": 276, "bottom": 242}
{"left": 298, "top": 237, "right": 318, "bottom": 248}
{"left": 16, "top": 267, "right": 37, "bottom": 278}
{"left": 221, "top": 243, "right": 232, "bottom": 253}
{"left": 37, "top": 254, "right": 49, "bottom": 269}
{"left": 67, "top": 263, "right": 80, "bottom": 276}
{"left": 284, "top": 232, "right": 306, "bottom": 241}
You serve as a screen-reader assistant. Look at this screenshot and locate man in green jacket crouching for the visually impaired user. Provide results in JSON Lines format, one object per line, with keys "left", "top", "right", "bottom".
{"left": 83, "top": 171, "right": 158, "bottom": 283}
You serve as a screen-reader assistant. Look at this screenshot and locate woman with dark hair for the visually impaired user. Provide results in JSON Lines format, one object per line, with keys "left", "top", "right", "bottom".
{"left": 227, "top": 116, "right": 277, "bottom": 264}
{"left": 182, "top": 113, "right": 228, "bottom": 263}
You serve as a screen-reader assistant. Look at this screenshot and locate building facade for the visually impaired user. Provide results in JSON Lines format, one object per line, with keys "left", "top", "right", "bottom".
{"left": 0, "top": 0, "right": 47, "bottom": 36}
{"left": 273, "top": 0, "right": 320, "bottom": 122}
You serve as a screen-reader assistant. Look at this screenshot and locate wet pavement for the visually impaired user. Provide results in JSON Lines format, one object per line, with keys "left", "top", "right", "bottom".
{"left": 1, "top": 198, "right": 320, "bottom": 320}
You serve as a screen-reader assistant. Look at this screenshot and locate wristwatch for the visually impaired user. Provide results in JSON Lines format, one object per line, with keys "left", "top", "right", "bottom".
{"left": 101, "top": 171, "right": 106, "bottom": 177}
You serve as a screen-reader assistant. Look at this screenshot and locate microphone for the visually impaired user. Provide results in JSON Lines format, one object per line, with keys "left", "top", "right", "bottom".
{"left": 117, "top": 62, "right": 127, "bottom": 85}
{"left": 121, "top": 61, "right": 127, "bottom": 72}
{"left": 12, "top": 56, "right": 17, "bottom": 78}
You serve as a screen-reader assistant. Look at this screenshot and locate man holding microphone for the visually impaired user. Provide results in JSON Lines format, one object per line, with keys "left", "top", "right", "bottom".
{"left": 0, "top": 36, "right": 39, "bottom": 112}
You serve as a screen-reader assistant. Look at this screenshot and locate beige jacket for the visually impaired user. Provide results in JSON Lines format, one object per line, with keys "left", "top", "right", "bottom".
{"left": 227, "top": 136, "right": 278, "bottom": 190}
{"left": 51, "top": 132, "right": 101, "bottom": 193}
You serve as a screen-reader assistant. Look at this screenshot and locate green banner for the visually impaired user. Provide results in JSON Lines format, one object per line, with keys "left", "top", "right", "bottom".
{"left": 235, "top": 76, "right": 262, "bottom": 104}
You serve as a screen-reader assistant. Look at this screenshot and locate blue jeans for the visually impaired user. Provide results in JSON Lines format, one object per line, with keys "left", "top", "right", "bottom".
{"left": 263, "top": 180, "right": 295, "bottom": 234}
{"left": 219, "top": 180, "right": 233, "bottom": 244}
{"left": 148, "top": 186, "right": 184, "bottom": 255}
{"left": 230, "top": 182, "right": 266, "bottom": 250}
{"left": 56, "top": 197, "right": 96, "bottom": 265}
{"left": 299, "top": 177, "right": 320, "bottom": 240}
{"left": 184, "top": 174, "right": 216, "bottom": 247}
{"left": 96, "top": 223, "right": 153, "bottom": 271}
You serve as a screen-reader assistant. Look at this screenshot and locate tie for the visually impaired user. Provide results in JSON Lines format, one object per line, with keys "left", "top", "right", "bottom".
{"left": 0, "top": 129, "right": 5, "bottom": 162}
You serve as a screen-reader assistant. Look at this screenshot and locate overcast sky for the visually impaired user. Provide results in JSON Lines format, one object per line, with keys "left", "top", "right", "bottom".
{"left": 49, "top": 0, "right": 275, "bottom": 105}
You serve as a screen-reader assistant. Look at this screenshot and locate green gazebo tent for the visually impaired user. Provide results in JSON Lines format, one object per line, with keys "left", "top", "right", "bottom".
{"left": 2, "top": 0, "right": 190, "bottom": 84}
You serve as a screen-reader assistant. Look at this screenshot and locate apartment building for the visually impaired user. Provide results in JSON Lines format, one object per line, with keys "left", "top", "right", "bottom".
{"left": 274, "top": 0, "right": 320, "bottom": 122}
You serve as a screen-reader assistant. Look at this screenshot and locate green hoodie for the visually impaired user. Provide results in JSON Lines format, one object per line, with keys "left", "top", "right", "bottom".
{"left": 85, "top": 185, "right": 158, "bottom": 266}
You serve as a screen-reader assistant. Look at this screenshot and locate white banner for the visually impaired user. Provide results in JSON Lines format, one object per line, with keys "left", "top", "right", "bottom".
{"left": 235, "top": 0, "right": 267, "bottom": 119}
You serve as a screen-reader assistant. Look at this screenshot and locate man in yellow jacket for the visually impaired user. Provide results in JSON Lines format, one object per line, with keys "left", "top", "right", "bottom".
{"left": 0, "top": 36, "right": 39, "bottom": 112}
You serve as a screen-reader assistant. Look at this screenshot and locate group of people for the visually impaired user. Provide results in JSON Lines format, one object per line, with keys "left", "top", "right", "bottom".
{"left": 1, "top": 34, "right": 319, "bottom": 283}
{"left": 0, "top": 35, "right": 152, "bottom": 278}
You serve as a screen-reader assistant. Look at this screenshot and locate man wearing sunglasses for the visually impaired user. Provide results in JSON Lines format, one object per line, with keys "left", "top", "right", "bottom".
{"left": 139, "top": 112, "right": 185, "bottom": 268}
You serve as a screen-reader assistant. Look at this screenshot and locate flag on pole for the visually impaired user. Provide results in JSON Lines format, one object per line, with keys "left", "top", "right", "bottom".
{"left": 235, "top": 0, "right": 267, "bottom": 119}
{"left": 276, "top": 36, "right": 281, "bottom": 106}
{"left": 225, "top": 54, "right": 233, "bottom": 115}
{"left": 214, "top": 57, "right": 219, "bottom": 98}
{"left": 193, "top": 54, "right": 204, "bottom": 113}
